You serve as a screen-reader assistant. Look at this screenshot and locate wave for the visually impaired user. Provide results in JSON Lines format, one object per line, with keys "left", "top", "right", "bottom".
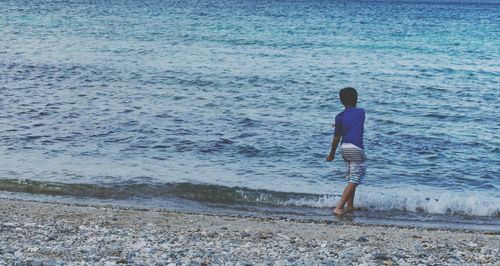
{"left": 0, "top": 179, "right": 498, "bottom": 217}
{"left": 287, "top": 189, "right": 499, "bottom": 217}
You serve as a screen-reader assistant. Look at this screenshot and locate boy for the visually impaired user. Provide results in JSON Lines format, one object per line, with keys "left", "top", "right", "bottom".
{"left": 326, "top": 87, "right": 366, "bottom": 216}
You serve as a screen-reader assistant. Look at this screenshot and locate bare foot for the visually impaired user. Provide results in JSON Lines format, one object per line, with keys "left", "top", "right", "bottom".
{"left": 332, "top": 208, "right": 344, "bottom": 216}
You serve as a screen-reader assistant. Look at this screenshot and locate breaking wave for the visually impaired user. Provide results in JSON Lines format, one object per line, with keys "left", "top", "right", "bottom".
{"left": 1, "top": 179, "right": 498, "bottom": 218}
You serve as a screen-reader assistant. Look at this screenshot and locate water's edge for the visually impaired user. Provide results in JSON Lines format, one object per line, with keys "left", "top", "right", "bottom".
{"left": 1, "top": 179, "right": 498, "bottom": 232}
{"left": 1, "top": 192, "right": 498, "bottom": 233}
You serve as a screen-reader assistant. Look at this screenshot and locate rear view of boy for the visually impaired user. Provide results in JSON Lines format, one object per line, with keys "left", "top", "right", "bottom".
{"left": 326, "top": 87, "right": 366, "bottom": 216}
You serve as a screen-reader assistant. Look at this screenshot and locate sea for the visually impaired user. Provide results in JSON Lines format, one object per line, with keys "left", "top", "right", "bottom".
{"left": 1, "top": 0, "right": 499, "bottom": 231}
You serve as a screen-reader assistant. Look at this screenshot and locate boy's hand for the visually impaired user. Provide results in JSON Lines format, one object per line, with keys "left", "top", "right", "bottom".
{"left": 326, "top": 154, "right": 334, "bottom": 162}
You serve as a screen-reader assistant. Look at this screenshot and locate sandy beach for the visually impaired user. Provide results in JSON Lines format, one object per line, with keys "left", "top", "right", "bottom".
{"left": 0, "top": 198, "right": 497, "bottom": 265}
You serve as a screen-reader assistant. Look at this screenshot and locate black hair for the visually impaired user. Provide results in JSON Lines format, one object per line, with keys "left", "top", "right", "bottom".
{"left": 339, "top": 87, "right": 358, "bottom": 107}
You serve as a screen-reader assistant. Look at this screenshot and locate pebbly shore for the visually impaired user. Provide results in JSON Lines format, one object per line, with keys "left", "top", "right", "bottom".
{"left": 0, "top": 198, "right": 498, "bottom": 265}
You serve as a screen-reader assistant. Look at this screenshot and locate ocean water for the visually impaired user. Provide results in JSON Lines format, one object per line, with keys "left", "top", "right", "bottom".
{"left": 1, "top": 0, "right": 499, "bottom": 229}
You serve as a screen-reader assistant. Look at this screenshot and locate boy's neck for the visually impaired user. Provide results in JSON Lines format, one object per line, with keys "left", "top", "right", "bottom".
{"left": 344, "top": 105, "right": 356, "bottom": 109}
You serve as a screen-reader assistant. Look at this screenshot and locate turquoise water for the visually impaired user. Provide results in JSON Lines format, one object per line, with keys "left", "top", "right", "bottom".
{"left": 0, "top": 0, "right": 499, "bottom": 226}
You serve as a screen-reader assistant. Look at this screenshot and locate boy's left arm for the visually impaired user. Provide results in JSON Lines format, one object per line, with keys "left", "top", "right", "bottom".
{"left": 326, "top": 135, "right": 341, "bottom": 161}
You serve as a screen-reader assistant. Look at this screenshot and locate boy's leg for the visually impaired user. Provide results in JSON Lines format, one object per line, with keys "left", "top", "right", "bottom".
{"left": 333, "top": 183, "right": 357, "bottom": 215}
{"left": 345, "top": 160, "right": 364, "bottom": 212}
{"left": 346, "top": 186, "right": 356, "bottom": 211}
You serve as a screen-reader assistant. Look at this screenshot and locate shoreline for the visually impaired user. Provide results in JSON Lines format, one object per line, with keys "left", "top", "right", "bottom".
{"left": 0, "top": 198, "right": 498, "bottom": 265}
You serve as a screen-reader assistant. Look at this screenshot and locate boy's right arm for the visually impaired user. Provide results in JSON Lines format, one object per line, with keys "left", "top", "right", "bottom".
{"left": 326, "top": 135, "right": 341, "bottom": 161}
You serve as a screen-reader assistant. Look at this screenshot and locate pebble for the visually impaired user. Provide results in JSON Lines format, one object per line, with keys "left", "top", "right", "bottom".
{"left": 0, "top": 200, "right": 497, "bottom": 265}
{"left": 31, "top": 260, "right": 43, "bottom": 266}
{"left": 257, "top": 230, "right": 273, "bottom": 239}
{"left": 338, "top": 247, "right": 362, "bottom": 259}
{"left": 206, "top": 231, "right": 218, "bottom": 238}
{"left": 356, "top": 236, "right": 369, "bottom": 242}
{"left": 373, "top": 252, "right": 391, "bottom": 261}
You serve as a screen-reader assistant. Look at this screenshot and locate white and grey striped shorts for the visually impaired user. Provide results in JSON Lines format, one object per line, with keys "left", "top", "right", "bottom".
{"left": 340, "top": 143, "right": 366, "bottom": 184}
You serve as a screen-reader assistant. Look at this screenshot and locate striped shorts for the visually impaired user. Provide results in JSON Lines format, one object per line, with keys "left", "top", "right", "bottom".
{"left": 340, "top": 143, "right": 366, "bottom": 185}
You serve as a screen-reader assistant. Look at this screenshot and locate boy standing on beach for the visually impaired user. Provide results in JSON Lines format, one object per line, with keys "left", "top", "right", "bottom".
{"left": 326, "top": 87, "right": 366, "bottom": 216}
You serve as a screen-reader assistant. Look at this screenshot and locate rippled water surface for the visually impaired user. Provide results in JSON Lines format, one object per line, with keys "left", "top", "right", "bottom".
{"left": 1, "top": 0, "right": 499, "bottom": 224}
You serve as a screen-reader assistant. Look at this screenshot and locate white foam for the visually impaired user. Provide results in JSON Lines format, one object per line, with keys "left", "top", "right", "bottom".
{"left": 284, "top": 188, "right": 499, "bottom": 217}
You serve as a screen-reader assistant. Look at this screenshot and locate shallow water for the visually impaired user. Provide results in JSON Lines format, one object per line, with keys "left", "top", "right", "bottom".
{"left": 0, "top": 0, "right": 499, "bottom": 226}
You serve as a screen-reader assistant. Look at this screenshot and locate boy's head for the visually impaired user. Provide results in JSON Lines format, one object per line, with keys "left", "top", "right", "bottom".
{"left": 339, "top": 87, "right": 358, "bottom": 107}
